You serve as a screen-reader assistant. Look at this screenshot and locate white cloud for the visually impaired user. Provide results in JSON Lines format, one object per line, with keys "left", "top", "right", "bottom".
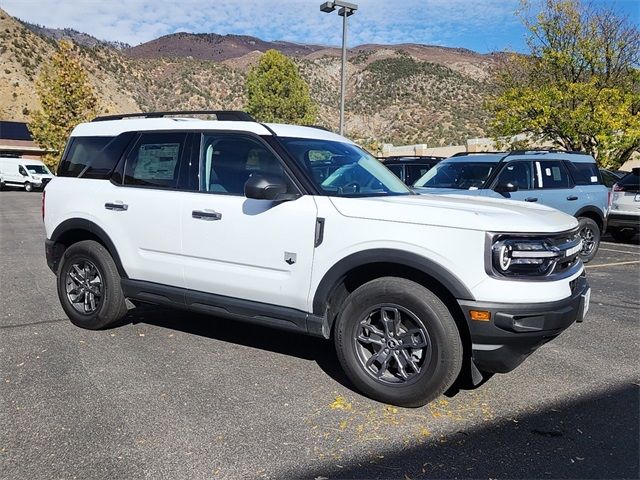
{"left": 0, "top": 0, "right": 521, "bottom": 50}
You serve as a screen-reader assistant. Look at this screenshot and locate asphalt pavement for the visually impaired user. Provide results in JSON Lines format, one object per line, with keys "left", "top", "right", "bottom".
{"left": 1, "top": 190, "right": 638, "bottom": 479}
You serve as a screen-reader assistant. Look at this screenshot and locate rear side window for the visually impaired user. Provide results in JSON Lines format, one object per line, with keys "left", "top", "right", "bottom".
{"left": 58, "top": 137, "right": 112, "bottom": 178}
{"left": 124, "top": 132, "right": 187, "bottom": 189}
{"left": 618, "top": 170, "right": 640, "bottom": 191}
{"left": 535, "top": 160, "right": 571, "bottom": 189}
{"left": 565, "top": 161, "right": 601, "bottom": 185}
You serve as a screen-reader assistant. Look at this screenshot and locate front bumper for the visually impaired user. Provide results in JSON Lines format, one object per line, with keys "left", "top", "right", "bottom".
{"left": 458, "top": 273, "right": 589, "bottom": 373}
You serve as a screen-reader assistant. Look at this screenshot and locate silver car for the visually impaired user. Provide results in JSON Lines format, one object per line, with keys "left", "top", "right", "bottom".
{"left": 608, "top": 168, "right": 640, "bottom": 242}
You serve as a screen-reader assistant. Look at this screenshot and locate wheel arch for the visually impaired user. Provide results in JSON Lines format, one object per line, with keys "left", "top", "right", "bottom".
{"left": 50, "top": 218, "right": 128, "bottom": 278}
{"left": 313, "top": 248, "right": 474, "bottom": 344}
{"left": 575, "top": 206, "right": 605, "bottom": 233}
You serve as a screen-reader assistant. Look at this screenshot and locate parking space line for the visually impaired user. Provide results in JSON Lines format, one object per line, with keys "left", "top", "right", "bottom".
{"left": 586, "top": 260, "right": 640, "bottom": 269}
{"left": 601, "top": 241, "right": 640, "bottom": 249}
{"left": 599, "top": 247, "right": 640, "bottom": 255}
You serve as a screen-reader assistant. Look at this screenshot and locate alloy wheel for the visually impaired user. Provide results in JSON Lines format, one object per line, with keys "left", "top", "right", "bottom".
{"left": 580, "top": 226, "right": 596, "bottom": 255}
{"left": 65, "top": 260, "right": 103, "bottom": 314}
{"left": 354, "top": 304, "right": 431, "bottom": 385}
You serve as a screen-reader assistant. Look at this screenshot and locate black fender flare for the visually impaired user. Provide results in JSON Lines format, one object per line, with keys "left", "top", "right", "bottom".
{"left": 574, "top": 206, "right": 606, "bottom": 232}
{"left": 50, "top": 218, "right": 128, "bottom": 278}
{"left": 312, "top": 248, "right": 475, "bottom": 316}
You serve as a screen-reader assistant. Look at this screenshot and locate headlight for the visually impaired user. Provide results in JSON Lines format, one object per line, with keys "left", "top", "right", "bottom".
{"left": 489, "top": 233, "right": 582, "bottom": 278}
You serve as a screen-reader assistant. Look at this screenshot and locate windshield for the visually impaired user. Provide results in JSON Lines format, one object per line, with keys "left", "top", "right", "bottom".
{"left": 414, "top": 161, "right": 496, "bottom": 189}
{"left": 279, "top": 137, "right": 411, "bottom": 196}
{"left": 25, "top": 165, "right": 50, "bottom": 175}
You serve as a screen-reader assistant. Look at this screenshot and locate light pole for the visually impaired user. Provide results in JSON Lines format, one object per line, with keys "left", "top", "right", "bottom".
{"left": 320, "top": 1, "right": 358, "bottom": 136}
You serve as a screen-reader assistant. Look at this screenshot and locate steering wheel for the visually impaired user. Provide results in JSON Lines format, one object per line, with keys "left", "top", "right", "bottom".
{"left": 340, "top": 181, "right": 362, "bottom": 194}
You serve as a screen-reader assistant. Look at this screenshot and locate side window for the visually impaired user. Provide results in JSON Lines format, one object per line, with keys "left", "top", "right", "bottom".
{"left": 495, "top": 161, "right": 533, "bottom": 190}
{"left": 405, "top": 164, "right": 434, "bottom": 185}
{"left": 18, "top": 165, "right": 27, "bottom": 176}
{"left": 124, "top": 132, "right": 187, "bottom": 189}
{"left": 386, "top": 164, "right": 404, "bottom": 181}
{"left": 57, "top": 137, "right": 113, "bottom": 177}
{"left": 200, "top": 134, "right": 292, "bottom": 195}
{"left": 565, "top": 161, "right": 601, "bottom": 186}
{"left": 535, "top": 160, "right": 571, "bottom": 189}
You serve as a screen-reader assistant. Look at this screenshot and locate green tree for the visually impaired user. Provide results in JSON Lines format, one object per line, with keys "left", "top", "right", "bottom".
{"left": 488, "top": 0, "right": 639, "bottom": 168}
{"left": 246, "top": 49, "right": 317, "bottom": 125}
{"left": 29, "top": 40, "right": 98, "bottom": 169}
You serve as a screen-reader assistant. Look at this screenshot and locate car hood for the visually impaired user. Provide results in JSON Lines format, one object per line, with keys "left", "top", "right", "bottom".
{"left": 413, "top": 187, "right": 480, "bottom": 196}
{"left": 329, "top": 194, "right": 578, "bottom": 233}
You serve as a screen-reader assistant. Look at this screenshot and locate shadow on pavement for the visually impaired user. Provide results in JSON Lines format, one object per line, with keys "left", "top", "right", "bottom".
{"left": 283, "top": 383, "right": 639, "bottom": 479}
{"left": 126, "top": 304, "right": 353, "bottom": 388}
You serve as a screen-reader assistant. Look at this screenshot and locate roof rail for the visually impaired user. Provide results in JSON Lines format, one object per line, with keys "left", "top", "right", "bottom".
{"left": 92, "top": 110, "right": 255, "bottom": 122}
{"left": 506, "top": 149, "right": 585, "bottom": 156}
{"left": 450, "top": 151, "right": 506, "bottom": 157}
{"left": 383, "top": 155, "right": 444, "bottom": 161}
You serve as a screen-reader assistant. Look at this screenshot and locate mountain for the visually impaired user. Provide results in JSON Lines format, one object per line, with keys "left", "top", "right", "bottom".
{"left": 0, "top": 8, "right": 497, "bottom": 147}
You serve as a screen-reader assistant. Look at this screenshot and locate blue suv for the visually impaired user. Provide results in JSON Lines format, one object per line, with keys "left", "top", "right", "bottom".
{"left": 413, "top": 150, "right": 608, "bottom": 262}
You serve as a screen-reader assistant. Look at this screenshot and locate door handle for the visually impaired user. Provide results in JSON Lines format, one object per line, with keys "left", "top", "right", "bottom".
{"left": 525, "top": 197, "right": 538, "bottom": 202}
{"left": 567, "top": 195, "right": 578, "bottom": 201}
{"left": 192, "top": 209, "right": 222, "bottom": 221}
{"left": 105, "top": 202, "right": 128, "bottom": 211}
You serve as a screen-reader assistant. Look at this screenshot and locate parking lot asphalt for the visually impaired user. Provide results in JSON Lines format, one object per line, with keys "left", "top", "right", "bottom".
{"left": 1, "top": 190, "right": 638, "bottom": 480}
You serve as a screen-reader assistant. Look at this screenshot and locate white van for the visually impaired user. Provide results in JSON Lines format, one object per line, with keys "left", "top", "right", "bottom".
{"left": 0, "top": 157, "right": 54, "bottom": 192}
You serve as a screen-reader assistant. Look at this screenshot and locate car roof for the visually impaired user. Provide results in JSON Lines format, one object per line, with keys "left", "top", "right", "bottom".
{"left": 70, "top": 118, "right": 355, "bottom": 144}
{"left": 443, "top": 151, "right": 595, "bottom": 164}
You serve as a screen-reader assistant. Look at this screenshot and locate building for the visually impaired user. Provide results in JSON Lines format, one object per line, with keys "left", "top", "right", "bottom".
{"left": 0, "top": 120, "right": 48, "bottom": 159}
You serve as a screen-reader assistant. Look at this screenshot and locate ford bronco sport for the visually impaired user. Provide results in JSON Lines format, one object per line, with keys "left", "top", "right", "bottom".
{"left": 413, "top": 151, "right": 609, "bottom": 263}
{"left": 44, "top": 111, "right": 590, "bottom": 407}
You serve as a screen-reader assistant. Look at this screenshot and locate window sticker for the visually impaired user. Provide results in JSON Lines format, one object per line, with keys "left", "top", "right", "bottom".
{"left": 134, "top": 143, "right": 179, "bottom": 180}
{"left": 590, "top": 175, "right": 598, "bottom": 183}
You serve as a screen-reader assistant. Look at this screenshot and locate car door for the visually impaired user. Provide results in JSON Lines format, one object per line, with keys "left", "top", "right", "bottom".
{"left": 181, "top": 132, "right": 318, "bottom": 312}
{"left": 100, "top": 131, "right": 191, "bottom": 288}
{"left": 533, "top": 160, "right": 576, "bottom": 214}
{"left": 490, "top": 160, "right": 541, "bottom": 203}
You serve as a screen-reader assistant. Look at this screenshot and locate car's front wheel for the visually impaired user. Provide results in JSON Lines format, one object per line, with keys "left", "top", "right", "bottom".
{"left": 24, "top": 182, "right": 33, "bottom": 192}
{"left": 57, "top": 240, "right": 128, "bottom": 330}
{"left": 334, "top": 277, "right": 463, "bottom": 408}
{"left": 577, "top": 217, "right": 600, "bottom": 263}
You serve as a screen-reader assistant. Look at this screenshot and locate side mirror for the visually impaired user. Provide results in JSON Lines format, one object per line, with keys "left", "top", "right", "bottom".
{"left": 244, "top": 174, "right": 297, "bottom": 201}
{"left": 495, "top": 181, "right": 518, "bottom": 193}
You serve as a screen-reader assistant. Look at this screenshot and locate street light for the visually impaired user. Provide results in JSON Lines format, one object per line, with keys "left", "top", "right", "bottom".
{"left": 320, "top": 1, "right": 358, "bottom": 136}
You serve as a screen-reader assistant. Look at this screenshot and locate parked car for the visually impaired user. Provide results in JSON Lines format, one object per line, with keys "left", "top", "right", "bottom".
{"left": 608, "top": 168, "right": 640, "bottom": 242}
{"left": 382, "top": 156, "right": 443, "bottom": 186}
{"left": 44, "top": 111, "right": 589, "bottom": 407}
{"left": 600, "top": 168, "right": 623, "bottom": 189}
{"left": 413, "top": 150, "right": 609, "bottom": 262}
{"left": 0, "top": 156, "right": 54, "bottom": 191}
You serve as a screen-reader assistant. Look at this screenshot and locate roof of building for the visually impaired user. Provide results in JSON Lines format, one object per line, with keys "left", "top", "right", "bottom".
{"left": 0, "top": 121, "right": 32, "bottom": 141}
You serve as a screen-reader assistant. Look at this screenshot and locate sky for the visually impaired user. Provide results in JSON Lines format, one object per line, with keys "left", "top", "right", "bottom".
{"left": 0, "top": 0, "right": 638, "bottom": 53}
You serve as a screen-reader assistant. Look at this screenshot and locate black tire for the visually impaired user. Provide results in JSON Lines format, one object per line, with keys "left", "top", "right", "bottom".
{"left": 24, "top": 182, "right": 32, "bottom": 192}
{"left": 610, "top": 228, "right": 637, "bottom": 243}
{"left": 0, "top": 180, "right": 5, "bottom": 191}
{"left": 57, "top": 240, "right": 127, "bottom": 330}
{"left": 577, "top": 217, "right": 600, "bottom": 263}
{"left": 334, "top": 277, "right": 463, "bottom": 408}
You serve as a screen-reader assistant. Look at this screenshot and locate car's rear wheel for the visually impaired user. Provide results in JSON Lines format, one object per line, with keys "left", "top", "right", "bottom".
{"left": 57, "top": 240, "right": 128, "bottom": 330}
{"left": 334, "top": 277, "right": 463, "bottom": 408}
{"left": 577, "top": 217, "right": 600, "bottom": 263}
{"left": 610, "top": 227, "right": 637, "bottom": 243}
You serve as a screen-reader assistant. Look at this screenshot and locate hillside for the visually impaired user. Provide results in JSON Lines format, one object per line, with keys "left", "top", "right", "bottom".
{"left": 0, "top": 8, "right": 497, "bottom": 146}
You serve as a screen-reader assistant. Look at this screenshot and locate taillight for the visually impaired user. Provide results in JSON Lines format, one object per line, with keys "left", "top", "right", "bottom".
{"left": 613, "top": 183, "right": 625, "bottom": 192}
{"left": 41, "top": 190, "right": 45, "bottom": 221}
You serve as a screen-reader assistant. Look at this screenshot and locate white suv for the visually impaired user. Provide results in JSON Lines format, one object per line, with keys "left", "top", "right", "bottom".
{"left": 44, "top": 111, "right": 590, "bottom": 407}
